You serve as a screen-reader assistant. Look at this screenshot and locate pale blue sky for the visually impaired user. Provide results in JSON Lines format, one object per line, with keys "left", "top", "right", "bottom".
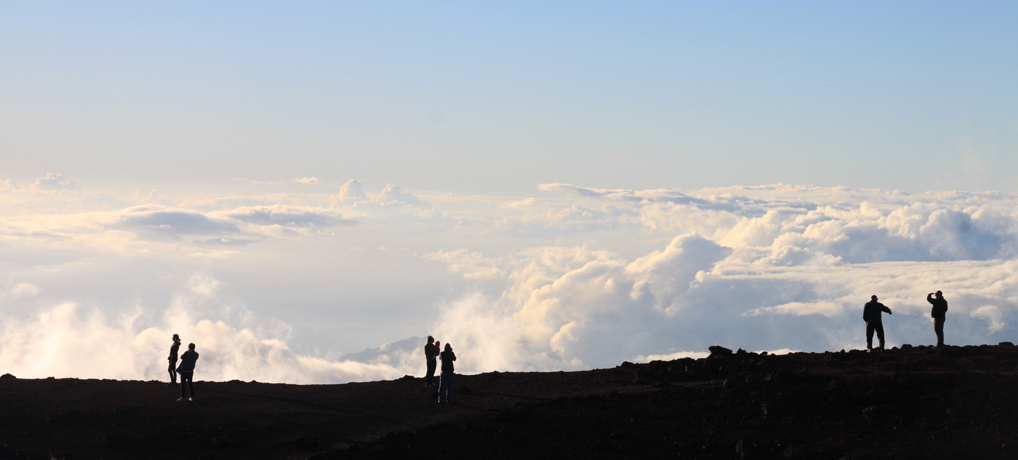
{"left": 3, "top": 1, "right": 1016, "bottom": 194}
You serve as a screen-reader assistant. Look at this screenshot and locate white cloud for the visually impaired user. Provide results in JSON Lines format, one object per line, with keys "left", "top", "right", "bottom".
{"left": 8, "top": 282, "right": 39, "bottom": 298}
{"left": 635, "top": 351, "right": 709, "bottom": 362}
{"left": 971, "top": 305, "right": 1008, "bottom": 333}
{"left": 337, "top": 179, "right": 366, "bottom": 201}
{"left": 31, "top": 173, "right": 80, "bottom": 192}
{"left": 293, "top": 177, "right": 319, "bottom": 184}
{"left": 4, "top": 177, "right": 1018, "bottom": 381}
{"left": 0, "top": 273, "right": 411, "bottom": 383}
{"left": 423, "top": 249, "right": 505, "bottom": 279}
{"left": 745, "top": 301, "right": 844, "bottom": 318}
{"left": 420, "top": 185, "right": 1018, "bottom": 369}
{"left": 374, "top": 184, "right": 430, "bottom": 209}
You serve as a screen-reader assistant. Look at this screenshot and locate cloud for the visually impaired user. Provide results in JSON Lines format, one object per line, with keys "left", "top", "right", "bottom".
{"left": 423, "top": 249, "right": 505, "bottom": 279}
{"left": 745, "top": 301, "right": 844, "bottom": 318}
{"left": 970, "top": 305, "right": 1008, "bottom": 333}
{"left": 493, "top": 204, "right": 635, "bottom": 237}
{"left": 31, "top": 173, "right": 80, "bottom": 192}
{"left": 337, "top": 180, "right": 367, "bottom": 201}
{"left": 540, "top": 183, "right": 709, "bottom": 206}
{"left": 1, "top": 281, "right": 40, "bottom": 300}
{"left": 118, "top": 206, "right": 240, "bottom": 238}
{"left": 4, "top": 178, "right": 1018, "bottom": 381}
{"left": 0, "top": 192, "right": 361, "bottom": 257}
{"left": 421, "top": 235, "right": 732, "bottom": 370}
{"left": 8, "top": 282, "right": 39, "bottom": 297}
{"left": 219, "top": 205, "right": 358, "bottom": 229}
{"left": 420, "top": 186, "right": 1018, "bottom": 370}
{"left": 0, "top": 273, "right": 411, "bottom": 383}
{"left": 375, "top": 184, "right": 431, "bottom": 209}
{"left": 293, "top": 177, "right": 319, "bottom": 184}
{"left": 634, "top": 351, "right": 709, "bottom": 362}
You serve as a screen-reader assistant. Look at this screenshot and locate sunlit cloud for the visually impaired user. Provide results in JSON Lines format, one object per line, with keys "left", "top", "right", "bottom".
{"left": 4, "top": 281, "right": 40, "bottom": 298}
{"left": 2, "top": 176, "right": 1018, "bottom": 382}
{"left": 31, "top": 173, "right": 80, "bottom": 192}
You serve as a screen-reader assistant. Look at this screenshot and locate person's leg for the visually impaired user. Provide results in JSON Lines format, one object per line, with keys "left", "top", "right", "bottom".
{"left": 876, "top": 323, "right": 885, "bottom": 350}
{"left": 426, "top": 360, "right": 436, "bottom": 387}
{"left": 168, "top": 360, "right": 177, "bottom": 383}
{"left": 437, "top": 372, "right": 447, "bottom": 402}
{"left": 179, "top": 372, "right": 193, "bottom": 399}
{"left": 444, "top": 372, "right": 453, "bottom": 403}
{"left": 935, "top": 318, "right": 945, "bottom": 346}
{"left": 866, "top": 322, "right": 875, "bottom": 350}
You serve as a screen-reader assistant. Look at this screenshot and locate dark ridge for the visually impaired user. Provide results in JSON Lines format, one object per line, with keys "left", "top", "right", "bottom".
{"left": 2, "top": 344, "right": 1016, "bottom": 459}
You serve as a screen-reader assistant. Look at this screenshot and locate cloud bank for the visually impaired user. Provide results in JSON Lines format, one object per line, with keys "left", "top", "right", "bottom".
{"left": 2, "top": 175, "right": 1017, "bottom": 382}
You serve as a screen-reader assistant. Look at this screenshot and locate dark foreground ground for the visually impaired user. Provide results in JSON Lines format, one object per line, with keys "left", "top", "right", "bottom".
{"left": 2, "top": 344, "right": 1017, "bottom": 460}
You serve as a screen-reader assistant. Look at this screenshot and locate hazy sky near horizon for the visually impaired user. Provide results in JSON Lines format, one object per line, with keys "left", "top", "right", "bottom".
{"left": 2, "top": 3, "right": 1018, "bottom": 383}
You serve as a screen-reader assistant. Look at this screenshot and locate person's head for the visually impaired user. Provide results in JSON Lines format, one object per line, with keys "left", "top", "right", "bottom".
{"left": 871, "top": 295, "right": 878, "bottom": 301}
{"left": 444, "top": 343, "right": 452, "bottom": 351}
{"left": 188, "top": 343, "right": 196, "bottom": 351}
{"left": 173, "top": 334, "right": 180, "bottom": 341}
{"left": 428, "top": 336, "right": 434, "bottom": 344}
{"left": 936, "top": 290, "right": 943, "bottom": 298}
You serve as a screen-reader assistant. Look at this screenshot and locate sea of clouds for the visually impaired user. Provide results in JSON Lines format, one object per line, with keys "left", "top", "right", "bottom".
{"left": 1, "top": 175, "right": 1016, "bottom": 383}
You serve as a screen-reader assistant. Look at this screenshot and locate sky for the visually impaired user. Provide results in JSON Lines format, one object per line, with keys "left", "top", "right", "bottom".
{"left": 1, "top": 2, "right": 1017, "bottom": 383}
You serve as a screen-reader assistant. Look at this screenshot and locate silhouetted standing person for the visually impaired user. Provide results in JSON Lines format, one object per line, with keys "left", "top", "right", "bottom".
{"left": 927, "top": 290, "right": 948, "bottom": 347}
{"left": 863, "top": 295, "right": 892, "bottom": 351}
{"left": 438, "top": 343, "right": 456, "bottom": 403}
{"left": 168, "top": 334, "right": 181, "bottom": 384}
{"left": 177, "top": 343, "right": 199, "bottom": 402}
{"left": 424, "top": 336, "right": 438, "bottom": 388}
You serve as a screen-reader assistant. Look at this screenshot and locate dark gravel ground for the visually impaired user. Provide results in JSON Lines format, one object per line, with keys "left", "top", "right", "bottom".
{"left": 2, "top": 343, "right": 1017, "bottom": 459}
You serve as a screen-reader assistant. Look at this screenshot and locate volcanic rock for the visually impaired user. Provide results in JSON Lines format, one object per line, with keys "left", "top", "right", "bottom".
{"left": 1, "top": 345, "right": 1017, "bottom": 459}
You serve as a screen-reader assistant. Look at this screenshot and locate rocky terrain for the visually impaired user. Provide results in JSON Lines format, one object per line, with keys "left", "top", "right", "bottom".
{"left": 1, "top": 343, "right": 1017, "bottom": 459}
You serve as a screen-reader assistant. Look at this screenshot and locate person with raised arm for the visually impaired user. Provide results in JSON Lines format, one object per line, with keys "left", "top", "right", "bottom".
{"left": 927, "top": 290, "right": 948, "bottom": 348}
{"left": 863, "top": 295, "right": 892, "bottom": 351}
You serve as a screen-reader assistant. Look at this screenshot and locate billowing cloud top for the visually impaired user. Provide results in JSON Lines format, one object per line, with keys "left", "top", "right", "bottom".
{"left": 1, "top": 175, "right": 1016, "bottom": 383}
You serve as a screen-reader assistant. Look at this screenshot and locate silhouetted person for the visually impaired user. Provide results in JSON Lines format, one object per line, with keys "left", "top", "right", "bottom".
{"left": 177, "top": 343, "right": 199, "bottom": 402}
{"left": 438, "top": 343, "right": 456, "bottom": 403}
{"left": 863, "top": 295, "right": 892, "bottom": 350}
{"left": 927, "top": 290, "right": 948, "bottom": 347}
{"left": 424, "top": 336, "right": 438, "bottom": 388}
{"left": 168, "top": 334, "right": 181, "bottom": 384}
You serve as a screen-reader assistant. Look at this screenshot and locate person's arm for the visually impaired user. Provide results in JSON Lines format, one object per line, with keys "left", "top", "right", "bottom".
{"left": 927, "top": 293, "right": 935, "bottom": 305}
{"left": 882, "top": 303, "right": 892, "bottom": 314}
